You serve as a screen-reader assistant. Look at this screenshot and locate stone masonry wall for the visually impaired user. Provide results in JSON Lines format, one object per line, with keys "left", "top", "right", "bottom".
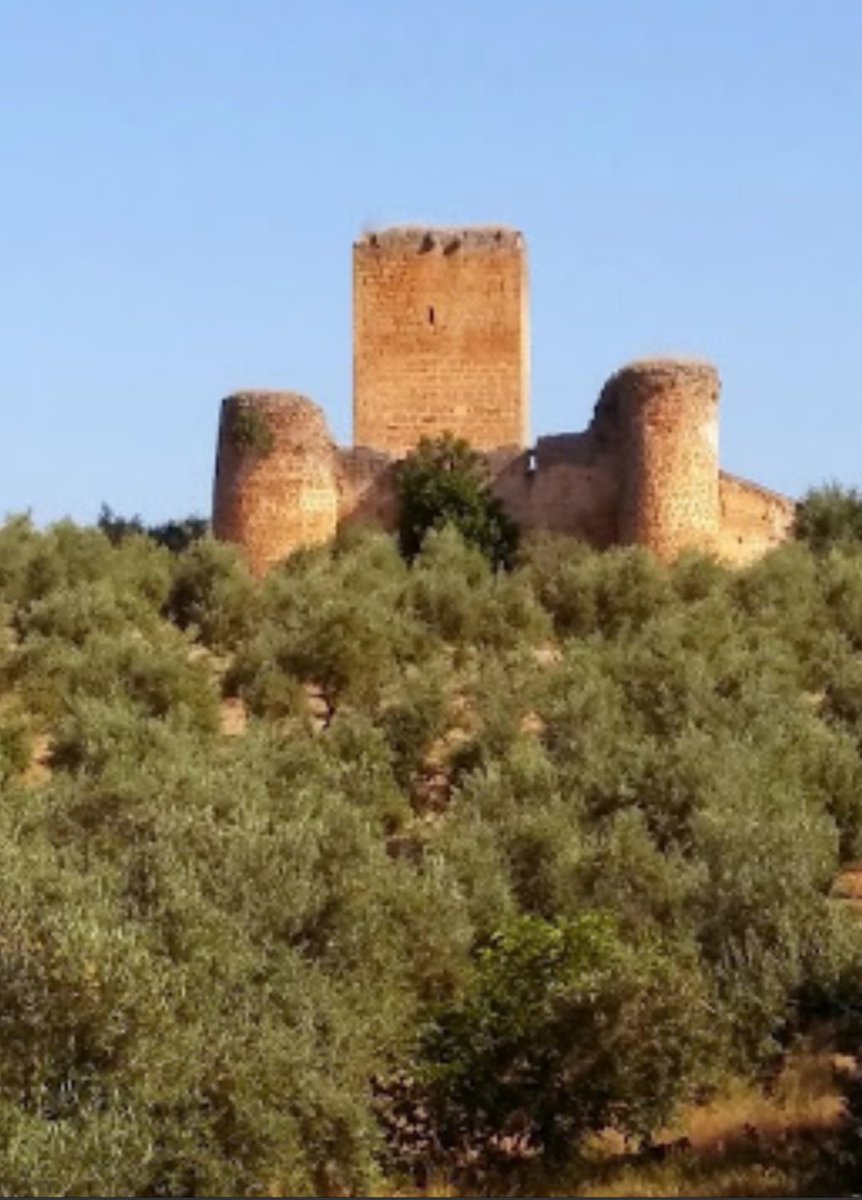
{"left": 718, "top": 472, "right": 796, "bottom": 566}
{"left": 212, "top": 391, "right": 338, "bottom": 577}
{"left": 336, "top": 447, "right": 400, "bottom": 530}
{"left": 490, "top": 435, "right": 620, "bottom": 548}
{"left": 353, "top": 227, "right": 529, "bottom": 455}
{"left": 212, "top": 367, "right": 794, "bottom": 574}
{"left": 609, "top": 360, "right": 721, "bottom": 560}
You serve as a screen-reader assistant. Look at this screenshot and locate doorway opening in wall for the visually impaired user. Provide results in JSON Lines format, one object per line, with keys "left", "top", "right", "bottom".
{"left": 428, "top": 306, "right": 435, "bottom": 326}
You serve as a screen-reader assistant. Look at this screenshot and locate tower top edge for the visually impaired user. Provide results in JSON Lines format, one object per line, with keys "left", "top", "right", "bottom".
{"left": 354, "top": 226, "right": 524, "bottom": 252}
{"left": 611, "top": 356, "right": 719, "bottom": 377}
{"left": 222, "top": 389, "right": 317, "bottom": 406}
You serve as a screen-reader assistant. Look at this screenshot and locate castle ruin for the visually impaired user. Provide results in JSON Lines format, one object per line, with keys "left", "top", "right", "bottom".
{"left": 212, "top": 226, "right": 795, "bottom": 576}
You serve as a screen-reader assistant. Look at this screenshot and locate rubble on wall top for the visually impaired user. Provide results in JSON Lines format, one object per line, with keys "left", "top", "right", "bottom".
{"left": 221, "top": 390, "right": 332, "bottom": 434}
{"left": 612, "top": 357, "right": 719, "bottom": 379}
{"left": 224, "top": 390, "right": 321, "bottom": 410}
{"left": 596, "top": 359, "right": 720, "bottom": 408}
{"left": 355, "top": 226, "right": 523, "bottom": 253}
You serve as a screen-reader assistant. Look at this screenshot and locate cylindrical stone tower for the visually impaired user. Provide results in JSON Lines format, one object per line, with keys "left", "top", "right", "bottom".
{"left": 212, "top": 391, "right": 338, "bottom": 576}
{"left": 607, "top": 359, "right": 720, "bottom": 560}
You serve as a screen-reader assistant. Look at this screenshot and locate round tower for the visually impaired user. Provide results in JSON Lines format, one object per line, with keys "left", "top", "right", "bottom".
{"left": 212, "top": 391, "right": 338, "bottom": 576}
{"left": 605, "top": 359, "right": 720, "bottom": 559}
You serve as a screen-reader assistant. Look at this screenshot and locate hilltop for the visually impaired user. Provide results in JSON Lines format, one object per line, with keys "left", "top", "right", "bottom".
{"left": 1, "top": 488, "right": 862, "bottom": 1194}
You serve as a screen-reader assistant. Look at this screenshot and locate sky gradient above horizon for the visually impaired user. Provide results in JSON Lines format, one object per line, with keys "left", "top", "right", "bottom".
{"left": 2, "top": 0, "right": 861, "bottom": 525}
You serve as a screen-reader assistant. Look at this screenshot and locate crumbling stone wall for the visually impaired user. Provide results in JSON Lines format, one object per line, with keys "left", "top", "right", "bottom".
{"left": 718, "top": 472, "right": 796, "bottom": 566}
{"left": 336, "top": 447, "right": 400, "bottom": 531}
{"left": 212, "top": 391, "right": 338, "bottom": 577}
{"left": 353, "top": 227, "right": 529, "bottom": 455}
{"left": 490, "top": 434, "right": 620, "bottom": 548}
{"left": 212, "top": 361, "right": 793, "bottom": 574}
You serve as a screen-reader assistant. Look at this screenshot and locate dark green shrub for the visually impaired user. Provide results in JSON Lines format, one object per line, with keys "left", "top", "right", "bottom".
{"left": 590, "top": 546, "right": 675, "bottom": 637}
{"left": 517, "top": 533, "right": 601, "bottom": 637}
{"left": 224, "top": 639, "right": 309, "bottom": 720}
{"left": 0, "top": 710, "right": 32, "bottom": 782}
{"left": 321, "top": 711, "right": 410, "bottom": 830}
{"left": 575, "top": 808, "right": 704, "bottom": 936}
{"left": 422, "top": 914, "right": 710, "bottom": 1161}
{"left": 378, "top": 662, "right": 450, "bottom": 789}
{"left": 148, "top": 515, "right": 209, "bottom": 554}
{"left": 671, "top": 549, "right": 730, "bottom": 602}
{"left": 16, "top": 626, "right": 219, "bottom": 734}
{"left": 518, "top": 537, "right": 675, "bottom": 640}
{"left": 96, "top": 503, "right": 145, "bottom": 544}
{"left": 689, "top": 747, "right": 839, "bottom": 1067}
{"left": 165, "top": 536, "right": 258, "bottom": 651}
{"left": 0, "top": 517, "right": 171, "bottom": 618}
{"left": 99, "top": 504, "right": 209, "bottom": 554}
{"left": 0, "top": 514, "right": 45, "bottom": 607}
{"left": 397, "top": 434, "right": 518, "bottom": 568}
{"left": 232, "top": 532, "right": 419, "bottom": 716}
{"left": 820, "top": 549, "right": 862, "bottom": 650}
{"left": 796, "top": 483, "right": 862, "bottom": 551}
{"left": 229, "top": 405, "right": 275, "bottom": 457}
{"left": 15, "top": 579, "right": 161, "bottom": 645}
{"left": 0, "top": 716, "right": 480, "bottom": 1196}
{"left": 407, "top": 526, "right": 491, "bottom": 645}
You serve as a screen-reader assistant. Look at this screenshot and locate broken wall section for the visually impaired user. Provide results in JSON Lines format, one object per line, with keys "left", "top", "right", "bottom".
{"left": 718, "top": 473, "right": 796, "bottom": 566}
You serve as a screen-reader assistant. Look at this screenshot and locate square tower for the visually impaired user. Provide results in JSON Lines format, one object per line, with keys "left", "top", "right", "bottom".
{"left": 353, "top": 226, "right": 530, "bottom": 455}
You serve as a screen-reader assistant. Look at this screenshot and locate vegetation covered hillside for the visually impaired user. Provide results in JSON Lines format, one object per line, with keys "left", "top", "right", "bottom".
{"left": 3, "top": 485, "right": 862, "bottom": 1194}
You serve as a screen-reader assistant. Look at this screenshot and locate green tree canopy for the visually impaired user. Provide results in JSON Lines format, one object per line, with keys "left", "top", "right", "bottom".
{"left": 796, "top": 483, "right": 862, "bottom": 551}
{"left": 396, "top": 433, "right": 519, "bottom": 568}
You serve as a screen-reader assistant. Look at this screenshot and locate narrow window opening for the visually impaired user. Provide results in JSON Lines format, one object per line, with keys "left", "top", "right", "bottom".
{"left": 428, "top": 306, "right": 435, "bottom": 326}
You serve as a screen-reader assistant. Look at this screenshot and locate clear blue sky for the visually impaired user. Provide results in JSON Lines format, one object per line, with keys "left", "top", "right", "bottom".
{"left": 2, "top": 0, "right": 861, "bottom": 524}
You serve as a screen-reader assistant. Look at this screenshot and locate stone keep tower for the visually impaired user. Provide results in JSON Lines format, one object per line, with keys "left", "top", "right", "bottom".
{"left": 212, "top": 391, "right": 338, "bottom": 577}
{"left": 353, "top": 227, "right": 530, "bottom": 455}
{"left": 606, "top": 359, "right": 721, "bottom": 559}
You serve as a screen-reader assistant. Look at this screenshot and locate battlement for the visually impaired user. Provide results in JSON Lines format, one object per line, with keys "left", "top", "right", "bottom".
{"left": 355, "top": 226, "right": 524, "bottom": 254}
{"left": 212, "top": 226, "right": 795, "bottom": 574}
